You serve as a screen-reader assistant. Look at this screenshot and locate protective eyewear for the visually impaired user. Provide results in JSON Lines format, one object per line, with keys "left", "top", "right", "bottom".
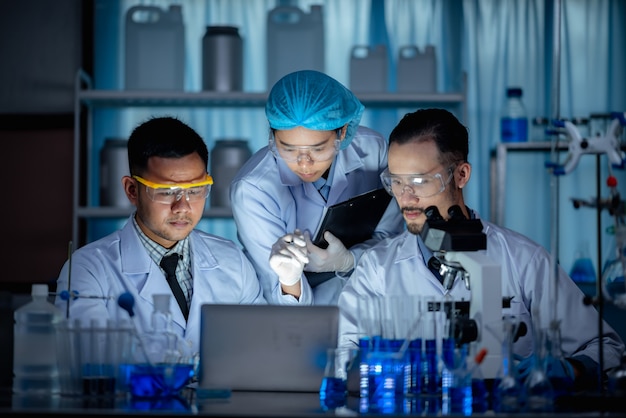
{"left": 133, "top": 174, "right": 213, "bottom": 204}
{"left": 269, "top": 138, "right": 340, "bottom": 163}
{"left": 380, "top": 166, "right": 455, "bottom": 198}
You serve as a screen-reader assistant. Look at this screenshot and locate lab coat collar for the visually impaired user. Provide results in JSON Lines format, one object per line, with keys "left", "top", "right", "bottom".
{"left": 118, "top": 215, "right": 221, "bottom": 328}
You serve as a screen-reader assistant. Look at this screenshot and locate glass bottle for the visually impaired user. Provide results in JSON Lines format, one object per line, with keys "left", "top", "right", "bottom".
{"left": 13, "top": 284, "right": 65, "bottom": 395}
{"left": 501, "top": 87, "right": 528, "bottom": 142}
{"left": 143, "top": 294, "right": 182, "bottom": 364}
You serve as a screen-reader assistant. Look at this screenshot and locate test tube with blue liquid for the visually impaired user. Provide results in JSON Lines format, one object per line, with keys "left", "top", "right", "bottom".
{"left": 401, "top": 295, "right": 423, "bottom": 397}
{"left": 422, "top": 297, "right": 441, "bottom": 395}
{"left": 441, "top": 339, "right": 472, "bottom": 416}
{"left": 357, "top": 296, "right": 383, "bottom": 399}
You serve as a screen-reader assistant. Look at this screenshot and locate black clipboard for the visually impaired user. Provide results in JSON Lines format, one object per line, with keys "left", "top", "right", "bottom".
{"left": 312, "top": 188, "right": 393, "bottom": 250}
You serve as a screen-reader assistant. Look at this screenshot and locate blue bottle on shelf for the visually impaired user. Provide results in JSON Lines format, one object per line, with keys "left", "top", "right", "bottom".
{"left": 501, "top": 87, "right": 528, "bottom": 142}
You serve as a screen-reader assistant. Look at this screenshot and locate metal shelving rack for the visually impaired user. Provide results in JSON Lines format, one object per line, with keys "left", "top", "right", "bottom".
{"left": 72, "top": 70, "right": 466, "bottom": 247}
{"left": 490, "top": 141, "right": 569, "bottom": 226}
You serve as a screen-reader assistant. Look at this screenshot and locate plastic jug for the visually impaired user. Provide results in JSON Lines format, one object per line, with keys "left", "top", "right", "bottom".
{"left": 202, "top": 26, "right": 243, "bottom": 92}
{"left": 210, "top": 140, "right": 252, "bottom": 208}
{"left": 349, "top": 45, "right": 388, "bottom": 93}
{"left": 397, "top": 45, "right": 437, "bottom": 93}
{"left": 13, "top": 284, "right": 65, "bottom": 395}
{"left": 266, "top": 5, "right": 324, "bottom": 90}
{"left": 125, "top": 5, "right": 185, "bottom": 90}
{"left": 100, "top": 138, "right": 131, "bottom": 207}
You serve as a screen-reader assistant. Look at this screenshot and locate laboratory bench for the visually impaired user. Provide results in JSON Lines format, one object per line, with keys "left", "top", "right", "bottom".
{"left": 1, "top": 388, "right": 625, "bottom": 417}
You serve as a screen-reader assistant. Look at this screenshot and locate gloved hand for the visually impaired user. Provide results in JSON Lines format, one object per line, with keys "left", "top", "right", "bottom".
{"left": 515, "top": 353, "right": 575, "bottom": 383}
{"left": 303, "top": 231, "right": 355, "bottom": 273}
{"left": 269, "top": 230, "right": 309, "bottom": 286}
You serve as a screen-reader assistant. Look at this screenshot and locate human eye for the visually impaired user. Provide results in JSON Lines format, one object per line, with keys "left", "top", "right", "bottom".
{"left": 280, "top": 146, "right": 298, "bottom": 155}
{"left": 187, "top": 186, "right": 204, "bottom": 196}
{"left": 390, "top": 177, "right": 403, "bottom": 187}
{"left": 410, "top": 176, "right": 427, "bottom": 186}
{"left": 155, "top": 188, "right": 177, "bottom": 198}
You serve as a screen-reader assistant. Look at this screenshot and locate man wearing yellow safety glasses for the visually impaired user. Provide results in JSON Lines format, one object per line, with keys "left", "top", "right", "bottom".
{"left": 54, "top": 116, "right": 266, "bottom": 362}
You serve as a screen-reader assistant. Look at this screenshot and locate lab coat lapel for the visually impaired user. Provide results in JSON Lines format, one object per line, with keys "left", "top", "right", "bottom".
{"left": 326, "top": 146, "right": 363, "bottom": 204}
{"left": 119, "top": 219, "right": 187, "bottom": 327}
{"left": 185, "top": 232, "right": 220, "bottom": 333}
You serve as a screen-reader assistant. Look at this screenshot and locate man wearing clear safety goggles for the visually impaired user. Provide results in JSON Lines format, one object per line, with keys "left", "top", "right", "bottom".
{"left": 379, "top": 165, "right": 456, "bottom": 199}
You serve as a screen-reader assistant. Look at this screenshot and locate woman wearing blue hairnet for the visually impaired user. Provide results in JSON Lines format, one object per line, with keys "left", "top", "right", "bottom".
{"left": 230, "top": 70, "right": 405, "bottom": 305}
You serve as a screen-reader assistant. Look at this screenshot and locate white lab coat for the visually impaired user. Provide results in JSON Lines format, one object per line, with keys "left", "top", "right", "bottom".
{"left": 338, "top": 218, "right": 625, "bottom": 374}
{"left": 230, "top": 126, "right": 405, "bottom": 305}
{"left": 54, "top": 216, "right": 266, "bottom": 359}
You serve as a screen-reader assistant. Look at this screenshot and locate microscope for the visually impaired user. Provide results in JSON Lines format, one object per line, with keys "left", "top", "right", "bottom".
{"left": 420, "top": 205, "right": 506, "bottom": 379}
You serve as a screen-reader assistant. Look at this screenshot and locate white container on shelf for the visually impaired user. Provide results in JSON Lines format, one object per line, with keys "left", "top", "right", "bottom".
{"left": 349, "top": 45, "right": 388, "bottom": 93}
{"left": 397, "top": 45, "right": 436, "bottom": 93}
{"left": 125, "top": 5, "right": 184, "bottom": 90}
{"left": 266, "top": 4, "right": 324, "bottom": 90}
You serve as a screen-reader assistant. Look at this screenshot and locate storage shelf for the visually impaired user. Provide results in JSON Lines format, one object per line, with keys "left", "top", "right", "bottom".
{"left": 77, "top": 89, "right": 465, "bottom": 109}
{"left": 76, "top": 206, "right": 233, "bottom": 218}
{"left": 490, "top": 140, "right": 572, "bottom": 227}
{"left": 73, "top": 70, "right": 466, "bottom": 247}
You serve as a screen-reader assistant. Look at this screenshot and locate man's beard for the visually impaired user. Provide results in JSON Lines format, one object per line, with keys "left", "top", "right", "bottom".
{"left": 402, "top": 207, "right": 425, "bottom": 235}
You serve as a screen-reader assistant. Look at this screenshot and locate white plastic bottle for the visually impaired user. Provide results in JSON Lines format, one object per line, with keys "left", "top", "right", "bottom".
{"left": 13, "top": 284, "right": 65, "bottom": 394}
{"left": 501, "top": 87, "right": 528, "bottom": 142}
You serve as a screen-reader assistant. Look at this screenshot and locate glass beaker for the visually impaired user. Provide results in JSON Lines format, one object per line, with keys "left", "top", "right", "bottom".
{"left": 319, "top": 347, "right": 358, "bottom": 410}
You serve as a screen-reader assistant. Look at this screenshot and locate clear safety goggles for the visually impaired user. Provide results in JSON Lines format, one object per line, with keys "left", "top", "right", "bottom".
{"left": 269, "top": 137, "right": 340, "bottom": 163}
{"left": 380, "top": 166, "right": 455, "bottom": 198}
{"left": 133, "top": 174, "right": 213, "bottom": 204}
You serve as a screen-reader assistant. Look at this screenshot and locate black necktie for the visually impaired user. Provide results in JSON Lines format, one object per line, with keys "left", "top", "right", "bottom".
{"left": 160, "top": 253, "right": 189, "bottom": 320}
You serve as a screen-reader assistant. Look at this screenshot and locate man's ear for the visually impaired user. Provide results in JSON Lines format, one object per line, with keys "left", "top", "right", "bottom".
{"left": 456, "top": 162, "right": 471, "bottom": 189}
{"left": 122, "top": 176, "right": 138, "bottom": 204}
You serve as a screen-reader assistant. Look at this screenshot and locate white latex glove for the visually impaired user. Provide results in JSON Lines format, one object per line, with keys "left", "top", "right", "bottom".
{"left": 269, "top": 230, "right": 309, "bottom": 286}
{"left": 303, "top": 230, "right": 355, "bottom": 273}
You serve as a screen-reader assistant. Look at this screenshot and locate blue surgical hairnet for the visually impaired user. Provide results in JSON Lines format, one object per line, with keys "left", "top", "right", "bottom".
{"left": 265, "top": 70, "right": 365, "bottom": 150}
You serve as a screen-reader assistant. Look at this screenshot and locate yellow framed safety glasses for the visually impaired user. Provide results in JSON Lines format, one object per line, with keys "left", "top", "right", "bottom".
{"left": 133, "top": 174, "right": 213, "bottom": 204}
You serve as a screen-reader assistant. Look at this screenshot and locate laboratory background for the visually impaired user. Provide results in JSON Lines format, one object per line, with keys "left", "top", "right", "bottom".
{"left": 0, "top": 0, "right": 624, "bottom": 398}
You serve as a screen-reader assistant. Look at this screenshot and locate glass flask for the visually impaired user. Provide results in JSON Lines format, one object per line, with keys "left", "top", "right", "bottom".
{"left": 602, "top": 224, "right": 626, "bottom": 309}
{"left": 522, "top": 328, "right": 554, "bottom": 412}
{"left": 493, "top": 316, "right": 522, "bottom": 413}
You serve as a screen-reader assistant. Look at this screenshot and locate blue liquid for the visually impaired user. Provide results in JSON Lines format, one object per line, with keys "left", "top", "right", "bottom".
{"left": 367, "top": 351, "right": 397, "bottom": 411}
{"left": 408, "top": 339, "right": 422, "bottom": 395}
{"left": 358, "top": 338, "right": 370, "bottom": 398}
{"left": 444, "top": 385, "right": 472, "bottom": 415}
{"left": 387, "top": 339, "right": 408, "bottom": 396}
{"left": 570, "top": 258, "right": 596, "bottom": 283}
{"left": 501, "top": 117, "right": 528, "bottom": 142}
{"left": 423, "top": 339, "right": 439, "bottom": 394}
{"left": 319, "top": 377, "right": 347, "bottom": 410}
{"left": 471, "top": 378, "right": 488, "bottom": 413}
{"left": 125, "top": 363, "right": 194, "bottom": 398}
